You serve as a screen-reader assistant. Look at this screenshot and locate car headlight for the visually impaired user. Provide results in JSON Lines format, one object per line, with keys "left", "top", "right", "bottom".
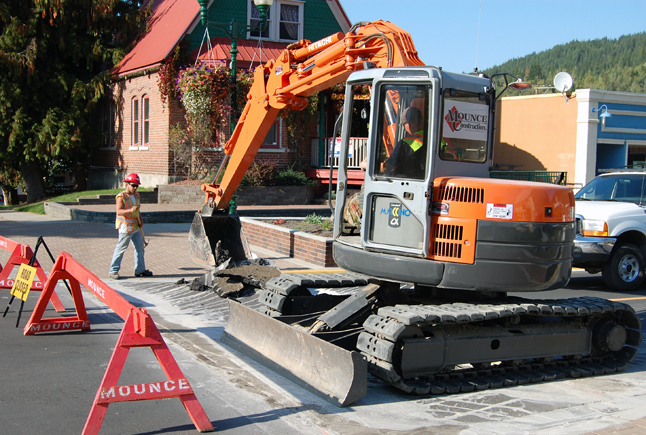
{"left": 581, "top": 219, "right": 609, "bottom": 237}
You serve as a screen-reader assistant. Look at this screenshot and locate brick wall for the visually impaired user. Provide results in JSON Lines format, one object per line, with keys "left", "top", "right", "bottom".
{"left": 91, "top": 72, "right": 180, "bottom": 188}
{"left": 92, "top": 69, "right": 318, "bottom": 189}
{"left": 240, "top": 218, "right": 335, "bottom": 267}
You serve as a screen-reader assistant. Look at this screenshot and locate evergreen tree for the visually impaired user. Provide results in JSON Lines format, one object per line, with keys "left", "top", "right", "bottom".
{"left": 0, "top": 0, "right": 148, "bottom": 202}
{"left": 482, "top": 32, "right": 646, "bottom": 96}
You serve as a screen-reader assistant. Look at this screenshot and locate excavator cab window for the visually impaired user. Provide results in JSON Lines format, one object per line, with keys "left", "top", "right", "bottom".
{"left": 440, "top": 89, "right": 490, "bottom": 163}
{"left": 374, "top": 84, "right": 430, "bottom": 180}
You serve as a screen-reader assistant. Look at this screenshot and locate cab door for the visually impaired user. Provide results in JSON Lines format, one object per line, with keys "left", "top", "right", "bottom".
{"left": 360, "top": 77, "right": 439, "bottom": 256}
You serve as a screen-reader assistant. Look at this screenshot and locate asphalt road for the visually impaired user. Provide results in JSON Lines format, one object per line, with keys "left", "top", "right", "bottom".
{"left": 4, "top": 271, "right": 644, "bottom": 435}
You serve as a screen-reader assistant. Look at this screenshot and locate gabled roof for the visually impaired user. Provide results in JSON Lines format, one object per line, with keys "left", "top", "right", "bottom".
{"left": 192, "top": 37, "right": 287, "bottom": 69}
{"left": 329, "top": 0, "right": 352, "bottom": 31}
{"left": 114, "top": 0, "right": 199, "bottom": 76}
{"left": 114, "top": 0, "right": 352, "bottom": 76}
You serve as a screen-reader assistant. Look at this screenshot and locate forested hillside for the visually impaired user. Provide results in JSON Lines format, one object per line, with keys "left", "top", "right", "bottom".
{"left": 481, "top": 32, "right": 646, "bottom": 94}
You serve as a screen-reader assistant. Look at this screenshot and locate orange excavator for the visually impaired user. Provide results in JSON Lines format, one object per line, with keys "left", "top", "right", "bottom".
{"left": 188, "top": 21, "right": 641, "bottom": 406}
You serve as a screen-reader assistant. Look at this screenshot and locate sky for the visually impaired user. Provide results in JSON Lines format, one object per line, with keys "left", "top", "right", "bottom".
{"left": 340, "top": 0, "right": 646, "bottom": 76}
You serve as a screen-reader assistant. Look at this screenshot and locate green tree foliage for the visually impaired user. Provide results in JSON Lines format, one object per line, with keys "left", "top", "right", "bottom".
{"left": 0, "top": 0, "right": 148, "bottom": 202}
{"left": 482, "top": 32, "right": 646, "bottom": 95}
{"left": 279, "top": 93, "right": 320, "bottom": 168}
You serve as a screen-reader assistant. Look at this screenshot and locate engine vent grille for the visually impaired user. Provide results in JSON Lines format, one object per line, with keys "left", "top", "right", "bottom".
{"left": 433, "top": 241, "right": 463, "bottom": 258}
{"left": 435, "top": 223, "right": 464, "bottom": 240}
{"left": 438, "top": 185, "right": 484, "bottom": 203}
{"left": 432, "top": 223, "right": 464, "bottom": 258}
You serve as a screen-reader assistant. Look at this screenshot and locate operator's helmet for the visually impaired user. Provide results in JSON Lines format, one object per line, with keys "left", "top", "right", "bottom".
{"left": 124, "top": 173, "right": 141, "bottom": 185}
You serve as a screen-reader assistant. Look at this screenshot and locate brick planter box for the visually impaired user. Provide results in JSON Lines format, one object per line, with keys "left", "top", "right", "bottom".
{"left": 240, "top": 217, "right": 335, "bottom": 268}
{"left": 158, "top": 184, "right": 318, "bottom": 206}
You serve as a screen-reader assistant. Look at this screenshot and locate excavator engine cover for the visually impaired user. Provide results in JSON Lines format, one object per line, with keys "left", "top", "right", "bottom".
{"left": 189, "top": 209, "right": 247, "bottom": 267}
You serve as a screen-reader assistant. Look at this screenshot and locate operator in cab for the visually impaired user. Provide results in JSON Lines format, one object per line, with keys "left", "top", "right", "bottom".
{"left": 362, "top": 106, "right": 427, "bottom": 179}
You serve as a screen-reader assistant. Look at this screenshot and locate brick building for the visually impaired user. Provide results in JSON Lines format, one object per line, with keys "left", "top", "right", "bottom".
{"left": 90, "top": 0, "right": 351, "bottom": 189}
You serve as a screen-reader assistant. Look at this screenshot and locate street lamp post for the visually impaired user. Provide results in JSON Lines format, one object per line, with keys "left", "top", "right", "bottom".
{"left": 196, "top": 0, "right": 273, "bottom": 132}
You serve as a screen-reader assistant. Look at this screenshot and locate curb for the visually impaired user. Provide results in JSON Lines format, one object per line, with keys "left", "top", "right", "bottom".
{"left": 44, "top": 202, "right": 332, "bottom": 223}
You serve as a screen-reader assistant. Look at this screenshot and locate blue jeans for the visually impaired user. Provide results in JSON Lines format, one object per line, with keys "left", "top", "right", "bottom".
{"left": 109, "top": 229, "right": 146, "bottom": 275}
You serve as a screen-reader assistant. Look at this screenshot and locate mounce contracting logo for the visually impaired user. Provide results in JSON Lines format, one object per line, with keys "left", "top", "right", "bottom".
{"left": 445, "top": 106, "right": 488, "bottom": 133}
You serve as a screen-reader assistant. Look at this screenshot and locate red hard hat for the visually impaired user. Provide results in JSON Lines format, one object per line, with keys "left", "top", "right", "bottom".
{"left": 124, "top": 173, "right": 140, "bottom": 185}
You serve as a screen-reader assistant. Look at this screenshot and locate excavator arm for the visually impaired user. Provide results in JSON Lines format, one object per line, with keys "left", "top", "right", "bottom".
{"left": 189, "top": 20, "right": 423, "bottom": 267}
{"left": 200, "top": 20, "right": 424, "bottom": 210}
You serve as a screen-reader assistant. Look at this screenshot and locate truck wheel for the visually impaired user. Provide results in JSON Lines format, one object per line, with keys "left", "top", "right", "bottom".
{"left": 602, "top": 243, "right": 645, "bottom": 291}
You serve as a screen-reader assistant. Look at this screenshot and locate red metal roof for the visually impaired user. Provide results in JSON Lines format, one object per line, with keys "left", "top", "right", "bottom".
{"left": 191, "top": 37, "right": 287, "bottom": 70}
{"left": 114, "top": 0, "right": 199, "bottom": 76}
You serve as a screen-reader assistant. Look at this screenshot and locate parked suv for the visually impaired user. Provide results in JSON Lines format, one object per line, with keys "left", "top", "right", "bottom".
{"left": 573, "top": 170, "right": 646, "bottom": 291}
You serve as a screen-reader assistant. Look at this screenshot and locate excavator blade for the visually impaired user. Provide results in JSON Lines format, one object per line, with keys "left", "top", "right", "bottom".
{"left": 188, "top": 211, "right": 247, "bottom": 267}
{"left": 221, "top": 300, "right": 367, "bottom": 407}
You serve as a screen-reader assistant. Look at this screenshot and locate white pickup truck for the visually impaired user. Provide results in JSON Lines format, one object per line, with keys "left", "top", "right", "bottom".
{"left": 573, "top": 170, "right": 646, "bottom": 291}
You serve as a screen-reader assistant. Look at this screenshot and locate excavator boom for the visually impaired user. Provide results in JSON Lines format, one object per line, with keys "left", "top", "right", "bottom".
{"left": 189, "top": 20, "right": 423, "bottom": 266}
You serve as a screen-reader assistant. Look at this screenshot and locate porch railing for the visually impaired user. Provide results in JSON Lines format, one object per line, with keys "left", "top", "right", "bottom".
{"left": 311, "top": 137, "right": 368, "bottom": 168}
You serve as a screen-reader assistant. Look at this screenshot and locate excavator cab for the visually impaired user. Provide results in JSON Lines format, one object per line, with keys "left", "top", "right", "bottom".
{"left": 334, "top": 67, "right": 495, "bottom": 278}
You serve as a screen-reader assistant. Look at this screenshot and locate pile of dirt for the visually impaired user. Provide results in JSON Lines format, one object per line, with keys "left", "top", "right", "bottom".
{"left": 189, "top": 258, "right": 280, "bottom": 299}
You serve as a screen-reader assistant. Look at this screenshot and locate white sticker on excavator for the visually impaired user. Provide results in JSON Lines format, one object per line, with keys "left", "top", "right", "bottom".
{"left": 486, "top": 203, "right": 513, "bottom": 219}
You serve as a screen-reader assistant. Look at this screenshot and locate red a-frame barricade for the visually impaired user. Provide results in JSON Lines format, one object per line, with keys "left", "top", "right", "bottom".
{"left": 25, "top": 251, "right": 214, "bottom": 434}
{"left": 0, "top": 236, "right": 65, "bottom": 312}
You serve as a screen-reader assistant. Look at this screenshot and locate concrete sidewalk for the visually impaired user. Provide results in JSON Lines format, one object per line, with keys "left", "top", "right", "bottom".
{"left": 0, "top": 207, "right": 332, "bottom": 278}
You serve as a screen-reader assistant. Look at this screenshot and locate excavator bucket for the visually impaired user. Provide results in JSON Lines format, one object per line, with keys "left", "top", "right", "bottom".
{"left": 188, "top": 209, "right": 247, "bottom": 267}
{"left": 221, "top": 301, "right": 367, "bottom": 407}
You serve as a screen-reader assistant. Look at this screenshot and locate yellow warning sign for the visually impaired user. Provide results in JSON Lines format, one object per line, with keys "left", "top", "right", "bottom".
{"left": 10, "top": 264, "right": 37, "bottom": 301}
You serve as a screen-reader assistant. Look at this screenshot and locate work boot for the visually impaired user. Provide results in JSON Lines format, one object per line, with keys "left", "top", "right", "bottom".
{"left": 108, "top": 272, "right": 120, "bottom": 280}
{"left": 135, "top": 270, "right": 153, "bottom": 277}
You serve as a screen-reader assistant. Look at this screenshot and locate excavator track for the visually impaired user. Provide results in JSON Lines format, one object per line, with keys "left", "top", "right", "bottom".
{"left": 358, "top": 297, "right": 641, "bottom": 395}
{"left": 257, "top": 274, "right": 642, "bottom": 396}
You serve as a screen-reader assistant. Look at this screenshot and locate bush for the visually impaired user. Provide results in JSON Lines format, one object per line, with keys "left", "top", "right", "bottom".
{"left": 241, "top": 163, "right": 316, "bottom": 187}
{"left": 275, "top": 167, "right": 317, "bottom": 186}
{"left": 241, "top": 162, "right": 277, "bottom": 186}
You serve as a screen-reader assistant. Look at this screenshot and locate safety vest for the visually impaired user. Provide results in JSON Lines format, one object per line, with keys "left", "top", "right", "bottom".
{"left": 402, "top": 130, "right": 424, "bottom": 152}
{"left": 115, "top": 191, "right": 141, "bottom": 232}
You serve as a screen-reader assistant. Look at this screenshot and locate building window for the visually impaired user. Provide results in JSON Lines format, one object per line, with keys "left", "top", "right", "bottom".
{"left": 249, "top": 0, "right": 303, "bottom": 42}
{"left": 143, "top": 95, "right": 150, "bottom": 147}
{"left": 249, "top": 3, "right": 271, "bottom": 39}
{"left": 260, "top": 120, "right": 280, "bottom": 149}
{"left": 101, "top": 99, "right": 115, "bottom": 148}
{"left": 278, "top": 3, "right": 300, "bottom": 41}
{"left": 132, "top": 97, "right": 139, "bottom": 147}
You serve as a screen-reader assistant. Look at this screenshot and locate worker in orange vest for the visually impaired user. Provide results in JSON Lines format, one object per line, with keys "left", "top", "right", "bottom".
{"left": 108, "top": 173, "right": 153, "bottom": 279}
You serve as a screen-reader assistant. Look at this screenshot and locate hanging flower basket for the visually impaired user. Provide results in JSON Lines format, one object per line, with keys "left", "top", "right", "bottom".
{"left": 176, "top": 63, "right": 216, "bottom": 119}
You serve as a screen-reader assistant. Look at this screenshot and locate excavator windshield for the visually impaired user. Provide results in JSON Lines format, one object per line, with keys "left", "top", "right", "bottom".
{"left": 373, "top": 84, "right": 430, "bottom": 180}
